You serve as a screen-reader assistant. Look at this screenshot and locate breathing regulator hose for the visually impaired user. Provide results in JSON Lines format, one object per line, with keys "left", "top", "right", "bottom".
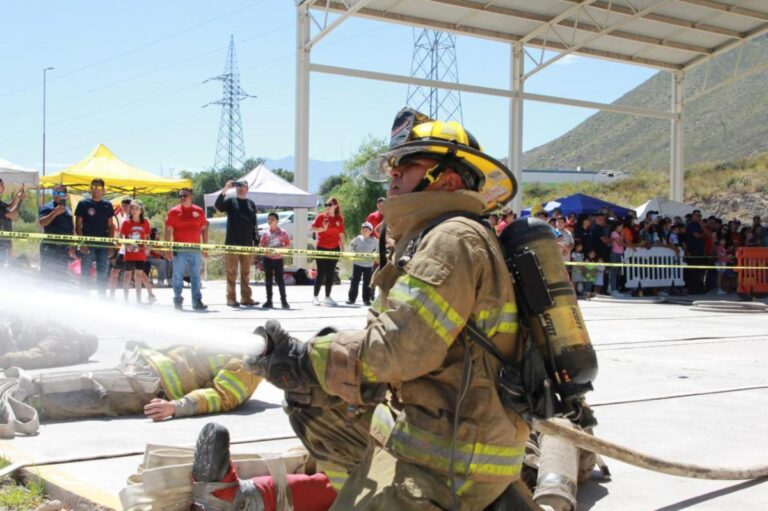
{"left": 533, "top": 418, "right": 768, "bottom": 480}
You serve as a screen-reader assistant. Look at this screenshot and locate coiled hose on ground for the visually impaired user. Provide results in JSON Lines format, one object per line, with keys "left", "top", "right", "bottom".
{"left": 689, "top": 300, "right": 768, "bottom": 313}
{"left": 534, "top": 419, "right": 768, "bottom": 480}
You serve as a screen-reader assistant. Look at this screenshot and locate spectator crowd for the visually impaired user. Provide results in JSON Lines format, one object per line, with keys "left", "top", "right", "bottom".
{"left": 495, "top": 206, "right": 768, "bottom": 298}
{"left": 2, "top": 175, "right": 766, "bottom": 304}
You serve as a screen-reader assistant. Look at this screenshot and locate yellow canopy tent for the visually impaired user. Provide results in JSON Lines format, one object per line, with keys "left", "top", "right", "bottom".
{"left": 39, "top": 144, "right": 191, "bottom": 195}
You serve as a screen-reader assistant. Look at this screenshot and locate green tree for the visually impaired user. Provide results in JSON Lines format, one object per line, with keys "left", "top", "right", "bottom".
{"left": 272, "top": 168, "right": 294, "bottom": 183}
{"left": 318, "top": 174, "right": 345, "bottom": 197}
{"left": 242, "top": 157, "right": 265, "bottom": 173}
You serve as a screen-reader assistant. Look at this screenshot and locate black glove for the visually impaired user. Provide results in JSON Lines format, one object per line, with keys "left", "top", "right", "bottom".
{"left": 247, "top": 320, "right": 317, "bottom": 393}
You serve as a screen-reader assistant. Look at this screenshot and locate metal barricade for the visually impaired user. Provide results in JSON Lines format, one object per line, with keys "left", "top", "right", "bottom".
{"left": 736, "top": 247, "right": 768, "bottom": 295}
{"left": 623, "top": 247, "right": 685, "bottom": 289}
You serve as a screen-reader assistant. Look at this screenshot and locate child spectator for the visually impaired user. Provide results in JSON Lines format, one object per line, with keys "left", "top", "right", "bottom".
{"left": 583, "top": 249, "right": 599, "bottom": 298}
{"left": 570, "top": 241, "right": 584, "bottom": 297}
{"left": 259, "top": 212, "right": 291, "bottom": 309}
{"left": 119, "top": 200, "right": 154, "bottom": 304}
{"left": 715, "top": 237, "right": 729, "bottom": 295}
{"left": 346, "top": 222, "right": 378, "bottom": 306}
{"left": 594, "top": 255, "right": 606, "bottom": 295}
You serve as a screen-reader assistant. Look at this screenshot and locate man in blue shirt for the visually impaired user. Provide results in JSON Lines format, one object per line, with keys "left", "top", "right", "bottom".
{"left": 38, "top": 184, "right": 75, "bottom": 279}
{"left": 74, "top": 179, "right": 115, "bottom": 294}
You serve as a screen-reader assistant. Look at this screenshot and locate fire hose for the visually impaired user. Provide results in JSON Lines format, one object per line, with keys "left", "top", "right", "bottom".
{"left": 689, "top": 300, "right": 768, "bottom": 313}
{"left": 534, "top": 418, "right": 768, "bottom": 480}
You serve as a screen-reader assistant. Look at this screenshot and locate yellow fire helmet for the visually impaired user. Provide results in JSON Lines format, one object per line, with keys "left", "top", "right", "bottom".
{"left": 364, "top": 107, "right": 518, "bottom": 210}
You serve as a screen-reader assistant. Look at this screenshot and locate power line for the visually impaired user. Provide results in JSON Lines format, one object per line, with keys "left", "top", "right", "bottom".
{"left": 7, "top": 23, "right": 396, "bottom": 162}
{"left": 0, "top": 22, "right": 292, "bottom": 123}
{"left": 0, "top": 0, "right": 270, "bottom": 101}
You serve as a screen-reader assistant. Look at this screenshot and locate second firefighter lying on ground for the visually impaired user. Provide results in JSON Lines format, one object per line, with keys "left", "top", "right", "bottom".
{"left": 7, "top": 335, "right": 261, "bottom": 422}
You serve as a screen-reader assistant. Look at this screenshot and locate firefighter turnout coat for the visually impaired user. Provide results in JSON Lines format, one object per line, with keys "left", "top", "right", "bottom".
{"left": 139, "top": 345, "right": 262, "bottom": 416}
{"left": 306, "top": 190, "right": 529, "bottom": 483}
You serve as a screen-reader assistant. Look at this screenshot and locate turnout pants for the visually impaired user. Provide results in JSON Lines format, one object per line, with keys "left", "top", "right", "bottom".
{"left": 225, "top": 253, "right": 253, "bottom": 303}
{"left": 287, "top": 401, "right": 510, "bottom": 511}
{"left": 29, "top": 346, "right": 162, "bottom": 420}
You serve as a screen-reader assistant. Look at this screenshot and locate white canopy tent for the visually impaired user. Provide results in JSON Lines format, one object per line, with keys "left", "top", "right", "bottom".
{"left": 204, "top": 164, "right": 319, "bottom": 210}
{"left": 635, "top": 197, "right": 698, "bottom": 219}
{"left": 0, "top": 159, "right": 38, "bottom": 187}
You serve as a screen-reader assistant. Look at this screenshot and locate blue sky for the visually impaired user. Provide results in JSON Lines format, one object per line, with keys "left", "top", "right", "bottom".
{"left": 1, "top": 0, "right": 659, "bottom": 176}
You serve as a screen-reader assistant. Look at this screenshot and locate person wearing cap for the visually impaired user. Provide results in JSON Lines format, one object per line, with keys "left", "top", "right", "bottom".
{"left": 38, "top": 184, "right": 75, "bottom": 279}
{"left": 496, "top": 207, "right": 516, "bottom": 235}
{"left": 345, "top": 222, "right": 377, "bottom": 306}
{"left": 119, "top": 200, "right": 155, "bottom": 304}
{"left": 242, "top": 108, "right": 530, "bottom": 510}
{"left": 365, "top": 197, "right": 386, "bottom": 238}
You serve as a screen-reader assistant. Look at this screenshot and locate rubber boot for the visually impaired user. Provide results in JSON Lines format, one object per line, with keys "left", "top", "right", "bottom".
{"left": 192, "top": 422, "right": 232, "bottom": 483}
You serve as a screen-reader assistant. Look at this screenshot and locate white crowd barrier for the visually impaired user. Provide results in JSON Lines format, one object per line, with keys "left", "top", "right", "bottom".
{"left": 623, "top": 247, "right": 685, "bottom": 289}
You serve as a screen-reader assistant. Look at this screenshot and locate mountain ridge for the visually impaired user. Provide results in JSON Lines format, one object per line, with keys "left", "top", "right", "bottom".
{"left": 523, "top": 36, "right": 768, "bottom": 172}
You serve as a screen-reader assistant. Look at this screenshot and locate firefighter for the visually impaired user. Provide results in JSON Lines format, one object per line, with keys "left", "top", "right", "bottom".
{"left": 240, "top": 108, "right": 527, "bottom": 510}
{"left": 0, "top": 317, "right": 98, "bottom": 370}
{"left": 7, "top": 335, "right": 261, "bottom": 423}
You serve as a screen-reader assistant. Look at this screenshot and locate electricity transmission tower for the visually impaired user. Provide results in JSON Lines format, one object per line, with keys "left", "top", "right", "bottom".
{"left": 204, "top": 35, "right": 254, "bottom": 170}
{"left": 406, "top": 29, "right": 463, "bottom": 123}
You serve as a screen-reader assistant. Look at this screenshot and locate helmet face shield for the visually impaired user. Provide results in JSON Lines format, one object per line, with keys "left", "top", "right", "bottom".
{"left": 362, "top": 147, "right": 430, "bottom": 183}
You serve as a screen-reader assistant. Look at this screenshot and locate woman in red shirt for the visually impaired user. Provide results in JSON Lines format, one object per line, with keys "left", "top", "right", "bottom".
{"left": 310, "top": 197, "right": 345, "bottom": 306}
{"left": 120, "top": 200, "right": 154, "bottom": 305}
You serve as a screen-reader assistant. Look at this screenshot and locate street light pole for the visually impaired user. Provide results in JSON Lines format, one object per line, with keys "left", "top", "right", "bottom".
{"left": 42, "top": 67, "right": 54, "bottom": 179}
{"left": 41, "top": 67, "right": 53, "bottom": 206}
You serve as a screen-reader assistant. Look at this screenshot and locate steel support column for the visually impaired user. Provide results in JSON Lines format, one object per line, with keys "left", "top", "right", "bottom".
{"left": 294, "top": 3, "right": 312, "bottom": 267}
{"left": 509, "top": 43, "right": 524, "bottom": 213}
{"left": 670, "top": 72, "right": 684, "bottom": 202}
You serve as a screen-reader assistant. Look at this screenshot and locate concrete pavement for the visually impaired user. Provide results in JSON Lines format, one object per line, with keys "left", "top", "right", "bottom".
{"left": 1, "top": 280, "right": 767, "bottom": 510}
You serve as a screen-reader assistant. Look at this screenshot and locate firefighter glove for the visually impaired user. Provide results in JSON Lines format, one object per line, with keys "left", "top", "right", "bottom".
{"left": 247, "top": 320, "right": 317, "bottom": 394}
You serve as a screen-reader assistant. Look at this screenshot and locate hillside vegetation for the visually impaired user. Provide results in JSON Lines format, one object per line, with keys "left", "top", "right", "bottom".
{"left": 524, "top": 152, "right": 768, "bottom": 220}
{"left": 524, "top": 36, "right": 768, "bottom": 172}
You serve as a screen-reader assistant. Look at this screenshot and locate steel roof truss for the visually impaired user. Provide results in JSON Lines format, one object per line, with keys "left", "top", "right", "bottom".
{"left": 319, "top": 1, "right": 681, "bottom": 69}
{"left": 558, "top": 0, "right": 743, "bottom": 38}
{"left": 683, "top": 21, "right": 768, "bottom": 70}
{"left": 677, "top": 0, "right": 768, "bottom": 22}
{"left": 306, "top": 0, "right": 376, "bottom": 49}
{"left": 431, "top": 0, "right": 711, "bottom": 56}
{"left": 525, "top": 0, "right": 676, "bottom": 78}
{"left": 520, "top": 0, "right": 600, "bottom": 44}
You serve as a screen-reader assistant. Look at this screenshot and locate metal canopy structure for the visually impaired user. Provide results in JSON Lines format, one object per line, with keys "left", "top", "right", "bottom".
{"left": 292, "top": 0, "right": 768, "bottom": 253}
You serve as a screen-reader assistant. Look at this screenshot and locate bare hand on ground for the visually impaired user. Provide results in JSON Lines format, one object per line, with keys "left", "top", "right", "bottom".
{"left": 144, "top": 398, "right": 175, "bottom": 421}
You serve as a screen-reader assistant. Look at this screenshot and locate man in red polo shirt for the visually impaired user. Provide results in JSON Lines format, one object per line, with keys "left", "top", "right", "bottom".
{"left": 164, "top": 188, "right": 208, "bottom": 310}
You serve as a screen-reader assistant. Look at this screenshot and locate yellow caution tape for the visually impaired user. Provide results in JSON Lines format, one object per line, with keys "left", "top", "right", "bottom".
{"left": 2, "top": 231, "right": 766, "bottom": 270}
{"left": 564, "top": 261, "right": 764, "bottom": 271}
{"left": 0, "top": 231, "right": 376, "bottom": 261}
